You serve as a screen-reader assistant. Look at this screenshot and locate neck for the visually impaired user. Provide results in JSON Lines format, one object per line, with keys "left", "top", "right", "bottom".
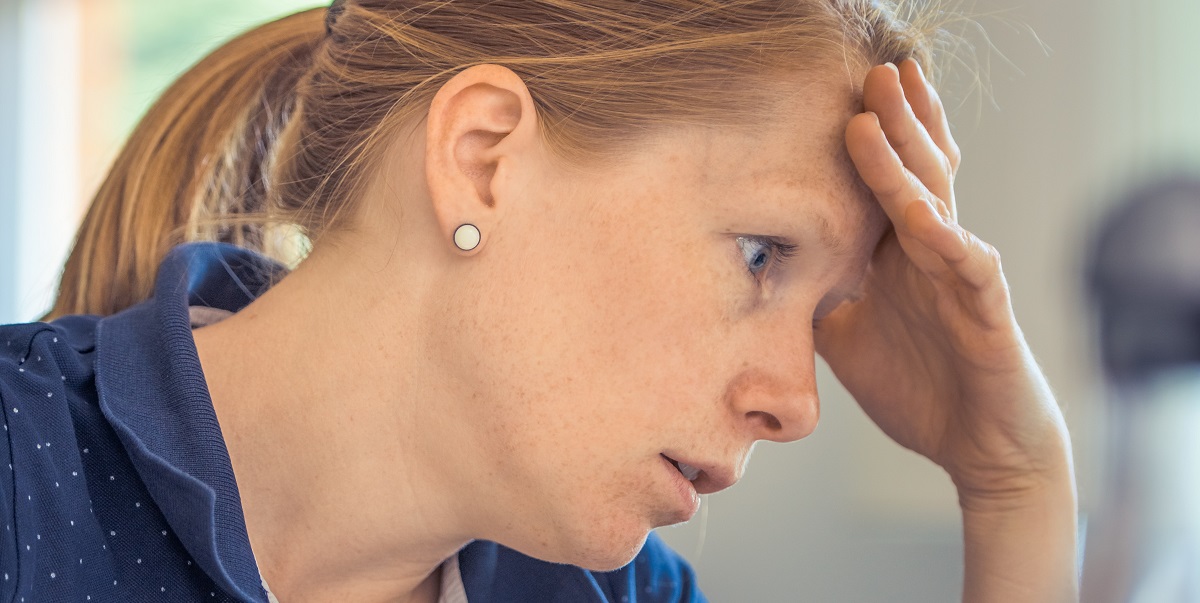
{"left": 193, "top": 242, "right": 475, "bottom": 603}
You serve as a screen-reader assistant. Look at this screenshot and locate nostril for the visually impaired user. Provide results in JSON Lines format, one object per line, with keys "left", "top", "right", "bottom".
{"left": 726, "top": 369, "right": 819, "bottom": 442}
{"left": 746, "top": 410, "right": 782, "bottom": 432}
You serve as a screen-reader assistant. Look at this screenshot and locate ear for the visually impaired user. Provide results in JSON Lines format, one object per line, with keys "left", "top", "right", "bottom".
{"left": 425, "top": 64, "right": 538, "bottom": 255}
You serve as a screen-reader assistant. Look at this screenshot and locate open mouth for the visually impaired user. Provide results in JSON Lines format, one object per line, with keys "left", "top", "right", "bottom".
{"left": 662, "top": 454, "right": 702, "bottom": 481}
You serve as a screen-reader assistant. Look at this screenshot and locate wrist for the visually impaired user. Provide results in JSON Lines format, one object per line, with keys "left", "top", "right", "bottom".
{"left": 952, "top": 425, "right": 1076, "bottom": 515}
{"left": 956, "top": 464, "right": 1076, "bottom": 521}
{"left": 945, "top": 401, "right": 1080, "bottom": 509}
{"left": 956, "top": 445, "right": 1080, "bottom": 603}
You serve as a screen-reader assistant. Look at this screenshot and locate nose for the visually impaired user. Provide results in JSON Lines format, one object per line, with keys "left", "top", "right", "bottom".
{"left": 724, "top": 347, "right": 820, "bottom": 444}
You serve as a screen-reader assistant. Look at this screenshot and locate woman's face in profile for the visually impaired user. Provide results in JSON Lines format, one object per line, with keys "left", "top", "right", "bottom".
{"left": 425, "top": 74, "right": 890, "bottom": 570}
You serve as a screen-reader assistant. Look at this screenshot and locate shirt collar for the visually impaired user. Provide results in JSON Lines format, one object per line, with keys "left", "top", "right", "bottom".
{"left": 94, "top": 242, "right": 288, "bottom": 602}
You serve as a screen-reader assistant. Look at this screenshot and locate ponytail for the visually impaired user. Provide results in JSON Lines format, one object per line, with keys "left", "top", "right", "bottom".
{"left": 44, "top": 8, "right": 325, "bottom": 320}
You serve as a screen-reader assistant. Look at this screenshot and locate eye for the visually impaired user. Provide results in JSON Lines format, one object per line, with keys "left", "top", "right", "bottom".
{"left": 735, "top": 236, "right": 798, "bottom": 279}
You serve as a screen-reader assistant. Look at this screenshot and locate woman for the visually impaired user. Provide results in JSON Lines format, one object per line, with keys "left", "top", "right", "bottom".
{"left": 1, "top": 1, "right": 1077, "bottom": 601}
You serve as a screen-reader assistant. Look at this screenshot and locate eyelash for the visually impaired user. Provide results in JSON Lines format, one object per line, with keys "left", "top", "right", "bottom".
{"left": 736, "top": 236, "right": 829, "bottom": 329}
{"left": 736, "top": 235, "right": 799, "bottom": 280}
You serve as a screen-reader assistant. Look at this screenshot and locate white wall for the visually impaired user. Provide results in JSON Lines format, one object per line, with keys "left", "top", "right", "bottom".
{"left": 0, "top": 1, "right": 19, "bottom": 323}
{"left": 0, "top": 0, "right": 82, "bottom": 324}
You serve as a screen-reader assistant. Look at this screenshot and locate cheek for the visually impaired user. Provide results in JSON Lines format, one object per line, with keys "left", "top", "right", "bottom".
{"left": 472, "top": 199, "right": 728, "bottom": 422}
{"left": 573, "top": 227, "right": 732, "bottom": 423}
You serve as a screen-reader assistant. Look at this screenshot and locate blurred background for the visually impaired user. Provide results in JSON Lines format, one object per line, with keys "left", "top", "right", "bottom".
{"left": 1, "top": 0, "right": 1198, "bottom": 601}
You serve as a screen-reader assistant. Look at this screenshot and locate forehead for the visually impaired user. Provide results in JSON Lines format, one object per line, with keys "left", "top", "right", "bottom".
{"left": 676, "top": 75, "right": 887, "bottom": 258}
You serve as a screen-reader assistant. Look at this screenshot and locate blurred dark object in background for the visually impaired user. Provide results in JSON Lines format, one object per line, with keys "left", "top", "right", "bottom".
{"left": 1090, "top": 177, "right": 1200, "bottom": 380}
{"left": 1082, "top": 175, "right": 1200, "bottom": 603}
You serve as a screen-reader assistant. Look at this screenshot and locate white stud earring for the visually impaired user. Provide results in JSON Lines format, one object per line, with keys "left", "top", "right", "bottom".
{"left": 453, "top": 223, "right": 481, "bottom": 251}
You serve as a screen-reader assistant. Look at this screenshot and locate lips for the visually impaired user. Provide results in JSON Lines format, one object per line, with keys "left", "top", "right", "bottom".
{"left": 660, "top": 453, "right": 739, "bottom": 496}
{"left": 664, "top": 456, "right": 702, "bottom": 481}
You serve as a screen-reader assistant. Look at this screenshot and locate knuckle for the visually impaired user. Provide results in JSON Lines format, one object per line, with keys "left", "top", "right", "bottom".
{"left": 981, "top": 241, "right": 1003, "bottom": 270}
{"left": 938, "top": 152, "right": 953, "bottom": 177}
{"left": 929, "top": 98, "right": 947, "bottom": 122}
{"left": 957, "top": 226, "right": 973, "bottom": 248}
{"left": 948, "top": 142, "right": 963, "bottom": 172}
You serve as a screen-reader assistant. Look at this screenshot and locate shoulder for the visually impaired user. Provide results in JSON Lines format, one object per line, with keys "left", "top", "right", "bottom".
{"left": 458, "top": 531, "right": 706, "bottom": 602}
{"left": 0, "top": 316, "right": 105, "bottom": 600}
{"left": 0, "top": 315, "right": 101, "bottom": 427}
{"left": 0, "top": 314, "right": 103, "bottom": 498}
{"left": 0, "top": 312, "right": 104, "bottom": 469}
{"left": 1, "top": 315, "right": 100, "bottom": 382}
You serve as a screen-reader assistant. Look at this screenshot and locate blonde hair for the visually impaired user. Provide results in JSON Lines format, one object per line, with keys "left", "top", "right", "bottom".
{"left": 45, "top": 0, "right": 953, "bottom": 320}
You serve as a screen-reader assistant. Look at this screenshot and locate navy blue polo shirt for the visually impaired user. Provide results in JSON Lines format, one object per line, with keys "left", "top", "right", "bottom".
{"left": 0, "top": 242, "right": 705, "bottom": 602}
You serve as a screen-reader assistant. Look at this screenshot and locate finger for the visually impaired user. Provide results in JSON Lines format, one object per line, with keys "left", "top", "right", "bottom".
{"left": 897, "top": 59, "right": 960, "bottom": 222}
{"left": 846, "top": 112, "right": 950, "bottom": 272}
{"left": 898, "top": 59, "right": 961, "bottom": 178}
{"left": 845, "top": 111, "right": 930, "bottom": 231}
{"left": 905, "top": 199, "right": 1004, "bottom": 292}
{"left": 863, "top": 63, "right": 953, "bottom": 204}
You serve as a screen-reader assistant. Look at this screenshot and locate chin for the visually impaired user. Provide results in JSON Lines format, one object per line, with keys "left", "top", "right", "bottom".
{"left": 565, "top": 528, "right": 651, "bottom": 572}
{"left": 508, "top": 512, "right": 652, "bottom": 572}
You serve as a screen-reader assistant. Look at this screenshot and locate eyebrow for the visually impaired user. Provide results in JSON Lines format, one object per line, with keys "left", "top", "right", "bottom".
{"left": 758, "top": 174, "right": 871, "bottom": 262}
{"left": 808, "top": 210, "right": 855, "bottom": 261}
